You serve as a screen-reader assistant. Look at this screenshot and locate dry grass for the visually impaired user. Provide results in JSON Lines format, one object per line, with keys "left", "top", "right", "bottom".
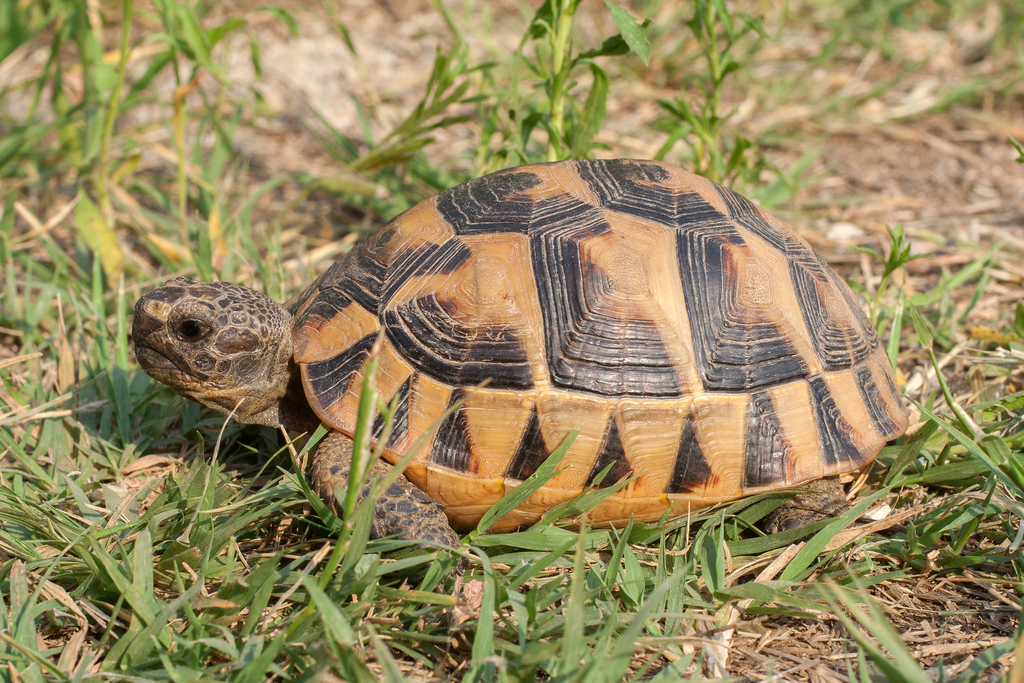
{"left": 1, "top": 0, "right": 1022, "bottom": 680}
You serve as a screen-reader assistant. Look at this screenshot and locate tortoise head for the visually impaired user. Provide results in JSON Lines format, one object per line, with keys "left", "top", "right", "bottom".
{"left": 132, "top": 277, "right": 315, "bottom": 431}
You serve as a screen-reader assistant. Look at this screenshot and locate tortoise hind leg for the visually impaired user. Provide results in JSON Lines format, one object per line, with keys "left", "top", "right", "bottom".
{"left": 308, "top": 431, "right": 460, "bottom": 549}
{"left": 762, "top": 476, "right": 850, "bottom": 535}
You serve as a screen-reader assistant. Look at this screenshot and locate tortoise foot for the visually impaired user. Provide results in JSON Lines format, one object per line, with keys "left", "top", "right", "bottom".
{"left": 309, "top": 431, "right": 460, "bottom": 549}
{"left": 762, "top": 476, "right": 850, "bottom": 535}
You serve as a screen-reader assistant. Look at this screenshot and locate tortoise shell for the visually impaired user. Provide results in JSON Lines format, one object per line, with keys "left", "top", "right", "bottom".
{"left": 289, "top": 159, "right": 908, "bottom": 533}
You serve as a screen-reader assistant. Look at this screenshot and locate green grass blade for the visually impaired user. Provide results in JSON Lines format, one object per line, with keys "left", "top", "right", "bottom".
{"left": 302, "top": 576, "right": 356, "bottom": 646}
{"left": 558, "top": 528, "right": 588, "bottom": 680}
{"left": 777, "top": 488, "right": 890, "bottom": 582}
{"left": 464, "top": 547, "right": 498, "bottom": 683}
{"left": 474, "top": 429, "right": 577, "bottom": 533}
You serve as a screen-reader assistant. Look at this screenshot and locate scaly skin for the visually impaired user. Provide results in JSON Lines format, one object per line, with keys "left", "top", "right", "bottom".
{"left": 309, "top": 432, "right": 460, "bottom": 548}
{"left": 761, "top": 476, "right": 850, "bottom": 534}
{"left": 132, "top": 277, "right": 459, "bottom": 548}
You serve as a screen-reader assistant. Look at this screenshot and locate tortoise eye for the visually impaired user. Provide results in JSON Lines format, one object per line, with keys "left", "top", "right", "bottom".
{"left": 177, "top": 319, "right": 208, "bottom": 341}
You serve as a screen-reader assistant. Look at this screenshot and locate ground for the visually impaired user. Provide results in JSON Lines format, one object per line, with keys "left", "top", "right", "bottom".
{"left": 1, "top": 0, "right": 1022, "bottom": 680}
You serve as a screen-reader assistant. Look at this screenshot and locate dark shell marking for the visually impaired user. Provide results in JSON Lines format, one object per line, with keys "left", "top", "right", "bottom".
{"left": 666, "top": 412, "right": 712, "bottom": 495}
{"left": 676, "top": 221, "right": 808, "bottom": 391}
{"left": 383, "top": 293, "right": 533, "bottom": 389}
{"left": 373, "top": 376, "right": 412, "bottom": 447}
{"left": 584, "top": 419, "right": 631, "bottom": 489}
{"left": 530, "top": 198, "right": 681, "bottom": 397}
{"left": 293, "top": 159, "right": 909, "bottom": 531}
{"left": 438, "top": 171, "right": 543, "bottom": 235}
{"left": 429, "top": 389, "right": 474, "bottom": 472}
{"left": 303, "top": 333, "right": 376, "bottom": 410}
{"left": 505, "top": 409, "right": 548, "bottom": 481}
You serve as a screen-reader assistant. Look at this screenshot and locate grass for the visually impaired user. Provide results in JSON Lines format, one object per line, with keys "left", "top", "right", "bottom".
{"left": 1, "top": 0, "right": 1023, "bottom": 680}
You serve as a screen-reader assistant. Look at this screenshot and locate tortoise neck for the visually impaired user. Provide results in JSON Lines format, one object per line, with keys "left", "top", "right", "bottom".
{"left": 278, "top": 358, "right": 320, "bottom": 433}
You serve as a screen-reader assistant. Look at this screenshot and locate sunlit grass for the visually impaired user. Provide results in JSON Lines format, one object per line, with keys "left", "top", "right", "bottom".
{"left": 1, "top": 0, "right": 1022, "bottom": 679}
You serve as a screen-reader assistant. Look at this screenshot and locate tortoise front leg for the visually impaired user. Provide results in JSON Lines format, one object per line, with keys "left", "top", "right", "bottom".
{"left": 308, "top": 431, "right": 460, "bottom": 549}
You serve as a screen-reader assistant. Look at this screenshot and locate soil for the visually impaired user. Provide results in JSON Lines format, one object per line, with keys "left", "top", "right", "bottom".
{"left": 3, "top": 0, "right": 1022, "bottom": 679}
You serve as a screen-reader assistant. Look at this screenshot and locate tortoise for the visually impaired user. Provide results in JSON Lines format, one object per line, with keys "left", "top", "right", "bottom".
{"left": 132, "top": 159, "right": 909, "bottom": 547}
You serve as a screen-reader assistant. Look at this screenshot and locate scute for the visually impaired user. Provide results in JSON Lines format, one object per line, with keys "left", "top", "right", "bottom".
{"left": 293, "top": 159, "right": 909, "bottom": 532}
